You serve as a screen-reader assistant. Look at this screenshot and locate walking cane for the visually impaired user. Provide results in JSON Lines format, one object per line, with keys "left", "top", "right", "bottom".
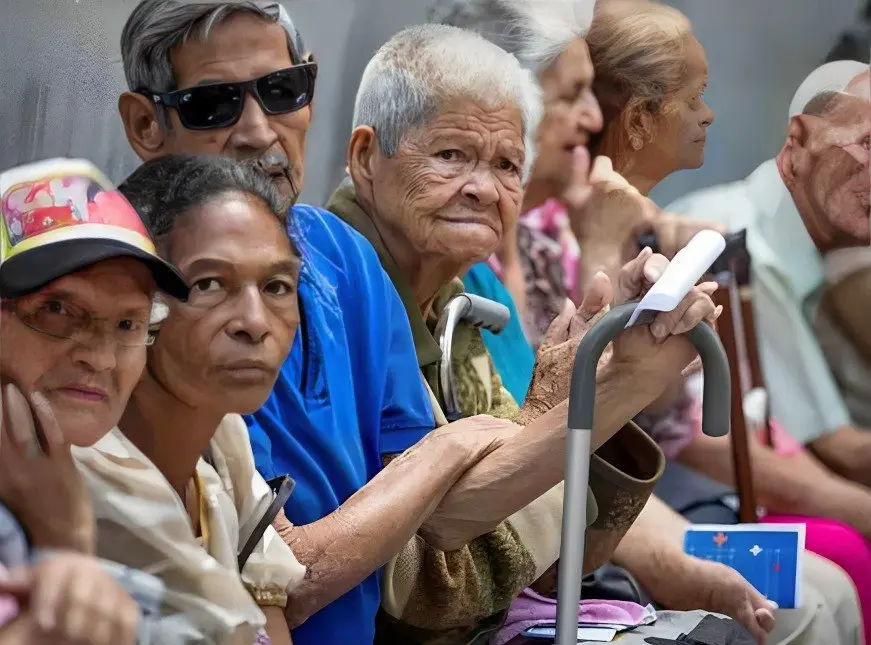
{"left": 554, "top": 256, "right": 732, "bottom": 645}
{"left": 435, "top": 293, "right": 512, "bottom": 422}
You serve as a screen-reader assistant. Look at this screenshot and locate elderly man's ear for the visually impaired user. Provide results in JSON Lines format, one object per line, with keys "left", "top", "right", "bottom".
{"left": 118, "top": 92, "right": 170, "bottom": 162}
{"left": 347, "top": 126, "right": 379, "bottom": 198}
{"left": 776, "top": 116, "right": 812, "bottom": 191}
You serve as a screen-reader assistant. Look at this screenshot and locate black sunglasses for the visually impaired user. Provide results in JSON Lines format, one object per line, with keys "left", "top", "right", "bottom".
{"left": 145, "top": 62, "right": 318, "bottom": 131}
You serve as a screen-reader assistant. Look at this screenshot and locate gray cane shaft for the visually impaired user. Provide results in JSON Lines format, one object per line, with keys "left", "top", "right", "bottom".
{"left": 555, "top": 428, "right": 593, "bottom": 645}
{"left": 557, "top": 303, "right": 730, "bottom": 644}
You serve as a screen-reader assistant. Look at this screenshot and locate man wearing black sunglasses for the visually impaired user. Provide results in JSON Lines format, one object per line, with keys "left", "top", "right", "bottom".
{"left": 116, "top": 3, "right": 500, "bottom": 645}
{"left": 119, "top": 1, "right": 315, "bottom": 209}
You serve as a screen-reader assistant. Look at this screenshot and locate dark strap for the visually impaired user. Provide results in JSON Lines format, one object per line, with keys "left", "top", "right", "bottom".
{"left": 237, "top": 475, "right": 295, "bottom": 571}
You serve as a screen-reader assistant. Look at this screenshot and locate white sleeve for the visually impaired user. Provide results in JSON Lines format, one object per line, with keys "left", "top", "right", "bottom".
{"left": 209, "top": 416, "right": 306, "bottom": 607}
{"left": 753, "top": 267, "right": 851, "bottom": 442}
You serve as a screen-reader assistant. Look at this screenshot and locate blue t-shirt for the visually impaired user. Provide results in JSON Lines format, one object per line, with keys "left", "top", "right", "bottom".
{"left": 463, "top": 263, "right": 535, "bottom": 405}
{"left": 244, "top": 206, "right": 434, "bottom": 645}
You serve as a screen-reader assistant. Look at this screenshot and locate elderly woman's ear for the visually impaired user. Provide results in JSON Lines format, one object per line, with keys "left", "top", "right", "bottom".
{"left": 624, "top": 106, "right": 655, "bottom": 151}
{"left": 347, "top": 126, "right": 379, "bottom": 199}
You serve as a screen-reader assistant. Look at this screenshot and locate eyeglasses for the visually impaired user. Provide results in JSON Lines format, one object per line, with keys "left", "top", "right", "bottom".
{"left": 4, "top": 300, "right": 156, "bottom": 348}
{"left": 146, "top": 62, "right": 318, "bottom": 131}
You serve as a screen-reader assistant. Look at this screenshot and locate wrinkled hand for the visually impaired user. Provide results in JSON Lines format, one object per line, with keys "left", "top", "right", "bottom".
{"left": 520, "top": 271, "right": 613, "bottom": 421}
{"left": 0, "top": 384, "right": 94, "bottom": 553}
{"left": 694, "top": 559, "right": 777, "bottom": 644}
{"left": 521, "top": 247, "right": 720, "bottom": 420}
{"left": 0, "top": 552, "right": 139, "bottom": 645}
{"left": 566, "top": 156, "right": 657, "bottom": 253}
{"left": 647, "top": 212, "right": 727, "bottom": 260}
{"left": 609, "top": 248, "right": 721, "bottom": 393}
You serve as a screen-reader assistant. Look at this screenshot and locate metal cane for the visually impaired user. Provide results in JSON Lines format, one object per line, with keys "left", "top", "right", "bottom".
{"left": 434, "top": 293, "right": 511, "bottom": 422}
{"left": 554, "top": 303, "right": 732, "bottom": 645}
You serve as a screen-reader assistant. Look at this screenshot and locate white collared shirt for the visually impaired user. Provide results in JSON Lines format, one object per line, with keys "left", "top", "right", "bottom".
{"left": 667, "top": 159, "right": 851, "bottom": 443}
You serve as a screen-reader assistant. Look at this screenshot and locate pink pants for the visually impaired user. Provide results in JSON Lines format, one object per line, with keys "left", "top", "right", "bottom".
{"left": 763, "top": 514, "right": 871, "bottom": 644}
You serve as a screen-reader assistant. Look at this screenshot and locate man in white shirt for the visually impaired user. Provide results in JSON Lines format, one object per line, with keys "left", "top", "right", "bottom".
{"left": 668, "top": 60, "right": 871, "bottom": 487}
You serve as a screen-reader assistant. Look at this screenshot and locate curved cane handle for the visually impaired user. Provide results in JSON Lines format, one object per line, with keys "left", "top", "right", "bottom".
{"left": 555, "top": 301, "right": 730, "bottom": 645}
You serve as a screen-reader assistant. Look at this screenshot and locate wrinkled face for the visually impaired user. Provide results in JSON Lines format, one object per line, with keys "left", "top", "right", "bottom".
{"left": 783, "top": 73, "right": 871, "bottom": 248}
{"left": 150, "top": 192, "right": 300, "bottom": 414}
{"left": 369, "top": 100, "right": 525, "bottom": 269}
{"left": 644, "top": 36, "right": 713, "bottom": 172}
{"left": 536, "top": 39, "right": 603, "bottom": 190}
{"left": 152, "top": 13, "right": 312, "bottom": 207}
{"left": 0, "top": 259, "right": 155, "bottom": 446}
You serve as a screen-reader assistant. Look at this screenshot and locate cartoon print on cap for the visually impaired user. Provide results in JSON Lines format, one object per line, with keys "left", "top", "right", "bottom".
{"left": 2, "top": 175, "right": 149, "bottom": 247}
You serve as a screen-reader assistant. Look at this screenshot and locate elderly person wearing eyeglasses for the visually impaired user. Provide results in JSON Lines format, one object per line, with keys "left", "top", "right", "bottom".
{"left": 0, "top": 158, "right": 189, "bottom": 645}
{"left": 324, "top": 23, "right": 721, "bottom": 644}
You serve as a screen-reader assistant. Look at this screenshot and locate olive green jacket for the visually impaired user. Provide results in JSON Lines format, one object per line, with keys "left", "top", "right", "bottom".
{"left": 327, "top": 179, "right": 665, "bottom": 645}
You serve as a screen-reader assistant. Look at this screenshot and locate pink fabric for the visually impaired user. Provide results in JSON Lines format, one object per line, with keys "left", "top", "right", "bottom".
{"left": 666, "top": 397, "right": 805, "bottom": 458}
{"left": 0, "top": 565, "right": 19, "bottom": 629}
{"left": 518, "top": 199, "right": 580, "bottom": 296}
{"left": 762, "top": 514, "right": 871, "bottom": 643}
{"left": 751, "top": 418, "right": 804, "bottom": 457}
{"left": 493, "top": 587, "right": 649, "bottom": 645}
{"left": 253, "top": 628, "right": 272, "bottom": 644}
{"left": 638, "top": 394, "right": 700, "bottom": 460}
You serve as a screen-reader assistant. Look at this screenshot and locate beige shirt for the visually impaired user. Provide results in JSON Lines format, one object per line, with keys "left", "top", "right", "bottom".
{"left": 73, "top": 415, "right": 306, "bottom": 645}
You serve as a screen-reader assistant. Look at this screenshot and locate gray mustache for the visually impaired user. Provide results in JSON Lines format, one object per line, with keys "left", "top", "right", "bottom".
{"left": 258, "top": 152, "right": 289, "bottom": 169}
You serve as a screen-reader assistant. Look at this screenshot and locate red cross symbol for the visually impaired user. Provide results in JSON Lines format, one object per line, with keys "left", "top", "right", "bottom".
{"left": 713, "top": 532, "right": 728, "bottom": 548}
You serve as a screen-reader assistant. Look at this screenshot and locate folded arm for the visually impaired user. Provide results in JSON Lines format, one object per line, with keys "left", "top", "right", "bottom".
{"left": 275, "top": 429, "right": 484, "bottom": 628}
{"left": 420, "top": 360, "right": 662, "bottom": 550}
{"left": 421, "top": 249, "right": 716, "bottom": 550}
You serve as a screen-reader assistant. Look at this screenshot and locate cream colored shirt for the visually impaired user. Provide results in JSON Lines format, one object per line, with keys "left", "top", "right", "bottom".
{"left": 73, "top": 415, "right": 306, "bottom": 645}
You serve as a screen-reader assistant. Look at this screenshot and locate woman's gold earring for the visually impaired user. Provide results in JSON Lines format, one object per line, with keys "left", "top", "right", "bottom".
{"left": 630, "top": 137, "right": 643, "bottom": 151}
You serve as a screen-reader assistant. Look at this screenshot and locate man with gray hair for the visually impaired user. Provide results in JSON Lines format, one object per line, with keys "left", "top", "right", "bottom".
{"left": 116, "top": 3, "right": 495, "bottom": 645}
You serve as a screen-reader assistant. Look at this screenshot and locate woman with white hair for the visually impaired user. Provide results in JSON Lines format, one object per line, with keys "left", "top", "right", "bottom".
{"left": 436, "top": 2, "right": 865, "bottom": 644}
{"left": 325, "top": 22, "right": 721, "bottom": 645}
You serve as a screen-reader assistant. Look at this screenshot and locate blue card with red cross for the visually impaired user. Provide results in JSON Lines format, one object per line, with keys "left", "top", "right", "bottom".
{"left": 683, "top": 523, "right": 805, "bottom": 609}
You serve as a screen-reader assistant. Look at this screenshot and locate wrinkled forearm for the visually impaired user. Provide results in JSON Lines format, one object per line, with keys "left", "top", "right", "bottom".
{"left": 611, "top": 495, "right": 698, "bottom": 609}
{"left": 277, "top": 434, "right": 474, "bottom": 627}
{"left": 809, "top": 426, "right": 871, "bottom": 489}
{"left": 424, "top": 363, "right": 658, "bottom": 549}
{"left": 679, "top": 432, "right": 871, "bottom": 537}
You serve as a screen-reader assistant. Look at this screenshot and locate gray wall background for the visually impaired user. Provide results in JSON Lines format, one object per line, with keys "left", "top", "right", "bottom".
{"left": 0, "top": 0, "right": 864, "bottom": 208}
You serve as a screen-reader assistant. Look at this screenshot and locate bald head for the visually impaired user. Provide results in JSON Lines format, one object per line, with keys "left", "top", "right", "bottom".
{"left": 846, "top": 69, "right": 871, "bottom": 100}
{"left": 801, "top": 71, "right": 870, "bottom": 117}
{"left": 778, "top": 68, "right": 870, "bottom": 253}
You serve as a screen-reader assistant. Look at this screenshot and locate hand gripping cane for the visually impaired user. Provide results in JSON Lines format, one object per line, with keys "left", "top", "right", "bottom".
{"left": 554, "top": 303, "right": 731, "bottom": 645}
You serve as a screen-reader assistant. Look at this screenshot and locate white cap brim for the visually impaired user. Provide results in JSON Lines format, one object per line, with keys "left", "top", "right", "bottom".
{"left": 788, "top": 60, "right": 867, "bottom": 118}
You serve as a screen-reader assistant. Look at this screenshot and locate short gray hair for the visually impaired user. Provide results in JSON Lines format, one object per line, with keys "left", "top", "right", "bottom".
{"left": 352, "top": 24, "right": 542, "bottom": 180}
{"left": 802, "top": 91, "right": 844, "bottom": 117}
{"left": 429, "top": 0, "right": 595, "bottom": 74}
{"left": 121, "top": 0, "right": 309, "bottom": 93}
